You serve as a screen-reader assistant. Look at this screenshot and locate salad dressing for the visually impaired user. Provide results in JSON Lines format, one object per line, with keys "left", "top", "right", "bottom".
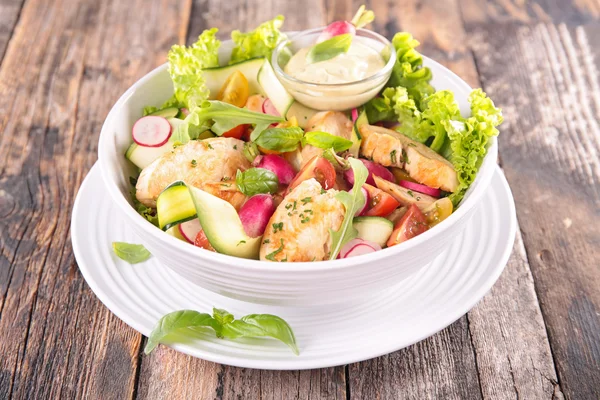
{"left": 284, "top": 41, "right": 385, "bottom": 84}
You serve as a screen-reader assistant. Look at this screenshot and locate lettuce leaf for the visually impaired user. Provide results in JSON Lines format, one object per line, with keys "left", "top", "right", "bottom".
{"left": 167, "top": 28, "right": 221, "bottom": 109}
{"left": 387, "top": 32, "right": 434, "bottom": 108}
{"left": 444, "top": 90, "right": 503, "bottom": 205}
{"left": 230, "top": 16, "right": 286, "bottom": 64}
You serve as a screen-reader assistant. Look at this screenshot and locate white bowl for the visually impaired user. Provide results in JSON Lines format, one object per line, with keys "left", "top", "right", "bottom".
{"left": 98, "top": 38, "right": 498, "bottom": 307}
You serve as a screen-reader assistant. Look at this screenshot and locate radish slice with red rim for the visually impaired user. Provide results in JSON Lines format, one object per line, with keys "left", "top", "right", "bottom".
{"left": 132, "top": 116, "right": 172, "bottom": 147}
{"left": 339, "top": 238, "right": 381, "bottom": 258}
{"left": 262, "top": 98, "right": 280, "bottom": 117}
{"left": 351, "top": 108, "right": 359, "bottom": 123}
{"left": 179, "top": 218, "right": 202, "bottom": 243}
{"left": 398, "top": 180, "right": 441, "bottom": 198}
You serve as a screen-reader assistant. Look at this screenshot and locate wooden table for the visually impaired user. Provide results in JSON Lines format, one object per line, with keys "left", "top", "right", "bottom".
{"left": 0, "top": 0, "right": 598, "bottom": 398}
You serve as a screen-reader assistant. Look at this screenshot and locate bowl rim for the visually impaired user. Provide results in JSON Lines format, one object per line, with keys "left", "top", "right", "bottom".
{"left": 271, "top": 27, "right": 397, "bottom": 88}
{"left": 98, "top": 42, "right": 498, "bottom": 273}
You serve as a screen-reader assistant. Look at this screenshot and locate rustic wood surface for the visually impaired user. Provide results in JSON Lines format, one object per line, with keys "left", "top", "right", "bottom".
{"left": 0, "top": 0, "right": 598, "bottom": 398}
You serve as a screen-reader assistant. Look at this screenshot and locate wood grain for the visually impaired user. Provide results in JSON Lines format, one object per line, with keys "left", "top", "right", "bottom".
{"left": 0, "top": 0, "right": 188, "bottom": 398}
{"left": 0, "top": 0, "right": 24, "bottom": 64}
{"left": 462, "top": 7, "right": 600, "bottom": 398}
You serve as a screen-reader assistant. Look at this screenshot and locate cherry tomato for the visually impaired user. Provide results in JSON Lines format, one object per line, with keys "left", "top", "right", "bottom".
{"left": 244, "top": 94, "right": 266, "bottom": 113}
{"left": 286, "top": 156, "right": 336, "bottom": 193}
{"left": 362, "top": 183, "right": 401, "bottom": 217}
{"left": 217, "top": 70, "right": 249, "bottom": 107}
{"left": 422, "top": 197, "right": 453, "bottom": 227}
{"left": 194, "top": 230, "right": 216, "bottom": 252}
{"left": 387, "top": 204, "right": 429, "bottom": 247}
{"left": 222, "top": 124, "right": 249, "bottom": 139}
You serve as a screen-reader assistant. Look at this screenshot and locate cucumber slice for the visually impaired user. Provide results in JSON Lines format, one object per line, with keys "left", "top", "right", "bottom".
{"left": 353, "top": 216, "right": 394, "bottom": 247}
{"left": 257, "top": 59, "right": 294, "bottom": 116}
{"left": 157, "top": 181, "right": 197, "bottom": 231}
{"left": 149, "top": 107, "right": 179, "bottom": 118}
{"left": 203, "top": 57, "right": 265, "bottom": 98}
{"left": 286, "top": 101, "right": 318, "bottom": 129}
{"left": 188, "top": 185, "right": 261, "bottom": 259}
{"left": 350, "top": 108, "right": 368, "bottom": 157}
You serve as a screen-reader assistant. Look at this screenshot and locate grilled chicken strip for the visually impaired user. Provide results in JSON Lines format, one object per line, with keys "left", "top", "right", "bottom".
{"left": 373, "top": 175, "right": 436, "bottom": 210}
{"left": 260, "top": 179, "right": 345, "bottom": 262}
{"left": 299, "top": 111, "right": 353, "bottom": 168}
{"left": 136, "top": 137, "right": 250, "bottom": 207}
{"left": 359, "top": 124, "right": 458, "bottom": 193}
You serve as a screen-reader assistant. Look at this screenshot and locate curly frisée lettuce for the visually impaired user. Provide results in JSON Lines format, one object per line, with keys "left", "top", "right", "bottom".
{"left": 230, "top": 16, "right": 287, "bottom": 64}
{"left": 167, "top": 28, "right": 221, "bottom": 109}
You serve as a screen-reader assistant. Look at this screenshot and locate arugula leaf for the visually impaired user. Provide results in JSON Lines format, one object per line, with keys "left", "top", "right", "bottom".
{"left": 328, "top": 158, "right": 368, "bottom": 259}
{"left": 253, "top": 126, "right": 304, "bottom": 151}
{"left": 144, "top": 310, "right": 221, "bottom": 354}
{"left": 304, "top": 131, "right": 354, "bottom": 152}
{"left": 230, "top": 16, "right": 287, "bottom": 64}
{"left": 174, "top": 101, "right": 284, "bottom": 144}
{"left": 243, "top": 142, "right": 261, "bottom": 163}
{"left": 145, "top": 307, "right": 299, "bottom": 355}
{"left": 306, "top": 33, "right": 353, "bottom": 64}
{"left": 235, "top": 168, "right": 279, "bottom": 196}
{"left": 112, "top": 242, "right": 152, "bottom": 264}
{"left": 167, "top": 28, "right": 221, "bottom": 110}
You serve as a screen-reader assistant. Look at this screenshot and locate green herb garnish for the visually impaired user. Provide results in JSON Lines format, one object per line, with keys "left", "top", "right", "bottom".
{"left": 235, "top": 168, "right": 279, "bottom": 196}
{"left": 112, "top": 242, "right": 151, "bottom": 264}
{"left": 265, "top": 238, "right": 284, "bottom": 261}
{"left": 306, "top": 33, "right": 352, "bottom": 64}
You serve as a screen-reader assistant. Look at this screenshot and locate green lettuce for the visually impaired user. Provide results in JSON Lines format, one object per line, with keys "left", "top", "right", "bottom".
{"left": 444, "top": 90, "right": 503, "bottom": 205}
{"left": 230, "top": 16, "right": 286, "bottom": 64}
{"left": 167, "top": 28, "right": 221, "bottom": 109}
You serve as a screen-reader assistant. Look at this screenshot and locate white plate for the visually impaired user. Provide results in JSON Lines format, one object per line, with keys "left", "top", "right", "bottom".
{"left": 71, "top": 163, "right": 516, "bottom": 370}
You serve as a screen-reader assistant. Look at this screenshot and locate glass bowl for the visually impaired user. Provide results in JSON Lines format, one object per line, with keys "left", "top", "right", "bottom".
{"left": 271, "top": 27, "right": 396, "bottom": 111}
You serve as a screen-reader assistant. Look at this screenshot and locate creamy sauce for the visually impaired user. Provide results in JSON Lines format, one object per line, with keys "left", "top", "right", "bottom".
{"left": 284, "top": 41, "right": 385, "bottom": 84}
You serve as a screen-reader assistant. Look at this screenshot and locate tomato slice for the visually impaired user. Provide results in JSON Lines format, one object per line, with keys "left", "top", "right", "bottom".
{"left": 387, "top": 204, "right": 429, "bottom": 247}
{"left": 217, "top": 70, "right": 249, "bottom": 108}
{"left": 362, "top": 183, "right": 400, "bottom": 217}
{"left": 194, "top": 230, "right": 216, "bottom": 251}
{"left": 423, "top": 197, "right": 453, "bottom": 227}
{"left": 222, "top": 124, "right": 249, "bottom": 139}
{"left": 286, "top": 156, "right": 336, "bottom": 193}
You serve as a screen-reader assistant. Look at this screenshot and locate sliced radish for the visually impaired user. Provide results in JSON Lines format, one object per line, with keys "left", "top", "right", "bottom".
{"left": 132, "top": 116, "right": 172, "bottom": 147}
{"left": 256, "top": 154, "right": 296, "bottom": 185}
{"left": 344, "top": 159, "right": 396, "bottom": 186}
{"left": 238, "top": 194, "right": 275, "bottom": 237}
{"left": 351, "top": 108, "right": 359, "bottom": 123}
{"left": 316, "top": 21, "right": 356, "bottom": 43}
{"left": 179, "top": 218, "right": 202, "bottom": 243}
{"left": 355, "top": 186, "right": 370, "bottom": 216}
{"left": 339, "top": 238, "right": 381, "bottom": 258}
{"left": 262, "top": 98, "right": 280, "bottom": 117}
{"left": 399, "top": 180, "right": 441, "bottom": 198}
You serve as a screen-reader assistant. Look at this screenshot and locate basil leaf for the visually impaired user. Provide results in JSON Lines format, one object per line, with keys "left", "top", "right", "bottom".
{"left": 235, "top": 168, "right": 279, "bottom": 196}
{"left": 304, "top": 131, "right": 354, "bottom": 152}
{"left": 213, "top": 308, "right": 234, "bottom": 326}
{"left": 144, "top": 310, "right": 221, "bottom": 354}
{"left": 240, "top": 314, "right": 299, "bottom": 355}
{"left": 306, "top": 33, "right": 352, "bottom": 64}
{"left": 252, "top": 126, "right": 304, "bottom": 151}
{"left": 112, "top": 242, "right": 152, "bottom": 264}
{"left": 220, "top": 314, "right": 299, "bottom": 355}
{"left": 328, "top": 158, "right": 368, "bottom": 259}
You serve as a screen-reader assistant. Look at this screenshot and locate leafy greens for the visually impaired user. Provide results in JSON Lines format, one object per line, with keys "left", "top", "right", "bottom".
{"left": 230, "top": 16, "right": 287, "bottom": 64}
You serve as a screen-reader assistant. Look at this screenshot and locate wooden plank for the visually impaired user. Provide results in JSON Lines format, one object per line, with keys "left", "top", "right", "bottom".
{"left": 468, "top": 230, "right": 562, "bottom": 399}
{"left": 0, "top": 0, "right": 189, "bottom": 398}
{"left": 461, "top": 2, "right": 600, "bottom": 396}
{"left": 0, "top": 0, "right": 25, "bottom": 64}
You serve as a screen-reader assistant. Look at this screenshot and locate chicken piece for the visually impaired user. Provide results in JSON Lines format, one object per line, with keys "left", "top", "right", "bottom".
{"left": 260, "top": 179, "right": 345, "bottom": 262}
{"left": 300, "top": 111, "right": 353, "bottom": 168}
{"left": 373, "top": 175, "right": 436, "bottom": 211}
{"left": 359, "top": 124, "right": 458, "bottom": 193}
{"left": 136, "top": 138, "right": 250, "bottom": 207}
{"left": 202, "top": 180, "right": 247, "bottom": 211}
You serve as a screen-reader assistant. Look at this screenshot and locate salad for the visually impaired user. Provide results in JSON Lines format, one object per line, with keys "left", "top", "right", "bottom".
{"left": 125, "top": 6, "right": 503, "bottom": 262}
